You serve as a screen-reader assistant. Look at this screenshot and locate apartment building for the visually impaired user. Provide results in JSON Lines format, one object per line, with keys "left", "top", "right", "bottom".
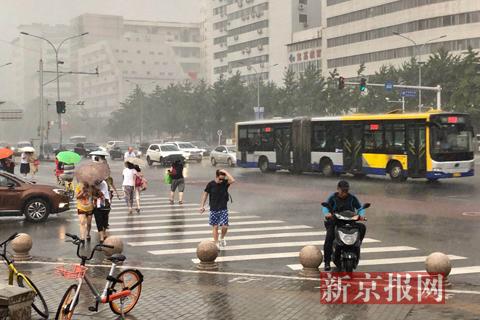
{"left": 322, "top": 0, "right": 480, "bottom": 78}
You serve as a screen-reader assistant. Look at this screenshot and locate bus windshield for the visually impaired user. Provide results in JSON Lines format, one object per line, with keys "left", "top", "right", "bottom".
{"left": 431, "top": 124, "right": 473, "bottom": 153}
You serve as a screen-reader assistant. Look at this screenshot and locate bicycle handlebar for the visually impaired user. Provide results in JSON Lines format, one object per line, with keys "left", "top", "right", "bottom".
{"left": 64, "top": 233, "right": 115, "bottom": 262}
{"left": 0, "top": 233, "right": 19, "bottom": 248}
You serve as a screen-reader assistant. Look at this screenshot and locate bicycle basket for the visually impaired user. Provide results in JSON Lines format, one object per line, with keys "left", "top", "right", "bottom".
{"left": 55, "top": 264, "right": 88, "bottom": 279}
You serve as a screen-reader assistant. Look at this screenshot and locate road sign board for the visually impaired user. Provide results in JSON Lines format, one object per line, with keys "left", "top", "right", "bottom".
{"left": 0, "top": 109, "right": 23, "bottom": 120}
{"left": 401, "top": 90, "right": 417, "bottom": 98}
{"left": 217, "top": 129, "right": 223, "bottom": 136}
{"left": 385, "top": 81, "right": 394, "bottom": 91}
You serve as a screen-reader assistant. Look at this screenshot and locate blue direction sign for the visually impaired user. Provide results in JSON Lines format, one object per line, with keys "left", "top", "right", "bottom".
{"left": 385, "top": 81, "right": 394, "bottom": 91}
{"left": 401, "top": 89, "right": 417, "bottom": 98}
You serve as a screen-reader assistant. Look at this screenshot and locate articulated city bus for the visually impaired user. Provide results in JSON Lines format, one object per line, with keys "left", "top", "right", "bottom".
{"left": 235, "top": 111, "right": 475, "bottom": 181}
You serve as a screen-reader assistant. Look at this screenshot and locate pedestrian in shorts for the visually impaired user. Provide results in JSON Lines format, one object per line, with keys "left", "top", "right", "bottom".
{"left": 169, "top": 159, "right": 185, "bottom": 205}
{"left": 200, "top": 169, "right": 235, "bottom": 248}
{"left": 122, "top": 161, "right": 136, "bottom": 214}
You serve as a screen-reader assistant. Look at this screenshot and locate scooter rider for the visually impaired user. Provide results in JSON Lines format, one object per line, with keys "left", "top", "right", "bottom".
{"left": 323, "top": 180, "right": 366, "bottom": 271}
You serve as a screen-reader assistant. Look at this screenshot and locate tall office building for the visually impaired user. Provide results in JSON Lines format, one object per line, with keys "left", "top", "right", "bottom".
{"left": 322, "top": 0, "right": 480, "bottom": 78}
{"left": 205, "top": 0, "right": 322, "bottom": 84}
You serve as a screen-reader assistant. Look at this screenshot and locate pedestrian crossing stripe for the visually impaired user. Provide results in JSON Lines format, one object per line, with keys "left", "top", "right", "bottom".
{"left": 109, "top": 207, "right": 212, "bottom": 214}
{"left": 151, "top": 239, "right": 385, "bottom": 256}
{"left": 107, "top": 215, "right": 259, "bottom": 226}
{"left": 286, "top": 255, "right": 467, "bottom": 271}
{"left": 127, "top": 231, "right": 328, "bottom": 247}
{"left": 111, "top": 203, "right": 199, "bottom": 209}
{"left": 108, "top": 211, "right": 238, "bottom": 220}
{"left": 107, "top": 220, "right": 284, "bottom": 233}
{"left": 191, "top": 245, "right": 420, "bottom": 263}
{"left": 115, "top": 225, "right": 314, "bottom": 239}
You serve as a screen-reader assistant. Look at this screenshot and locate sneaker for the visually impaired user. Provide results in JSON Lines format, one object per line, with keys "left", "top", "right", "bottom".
{"left": 324, "top": 262, "right": 331, "bottom": 272}
{"left": 178, "top": 201, "right": 183, "bottom": 205}
{"left": 220, "top": 238, "right": 227, "bottom": 248}
{"left": 169, "top": 200, "right": 174, "bottom": 205}
{"left": 136, "top": 208, "right": 140, "bottom": 214}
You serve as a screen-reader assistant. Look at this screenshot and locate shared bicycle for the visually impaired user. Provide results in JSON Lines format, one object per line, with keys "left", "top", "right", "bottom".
{"left": 0, "top": 233, "right": 48, "bottom": 319}
{"left": 55, "top": 233, "right": 143, "bottom": 319}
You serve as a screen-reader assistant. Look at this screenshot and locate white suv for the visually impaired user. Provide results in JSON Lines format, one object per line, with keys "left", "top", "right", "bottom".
{"left": 165, "top": 142, "right": 203, "bottom": 163}
{"left": 146, "top": 144, "right": 185, "bottom": 167}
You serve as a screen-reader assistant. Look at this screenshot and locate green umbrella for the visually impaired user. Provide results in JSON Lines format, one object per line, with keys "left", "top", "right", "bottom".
{"left": 56, "top": 151, "right": 81, "bottom": 164}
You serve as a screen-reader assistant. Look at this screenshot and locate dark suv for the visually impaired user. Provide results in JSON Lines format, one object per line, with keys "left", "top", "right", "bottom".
{"left": 0, "top": 172, "right": 70, "bottom": 222}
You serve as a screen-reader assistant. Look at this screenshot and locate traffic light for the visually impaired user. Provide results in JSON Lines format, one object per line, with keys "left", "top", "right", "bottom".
{"left": 56, "top": 101, "right": 66, "bottom": 114}
{"left": 360, "top": 78, "right": 367, "bottom": 92}
{"left": 338, "top": 76, "right": 345, "bottom": 90}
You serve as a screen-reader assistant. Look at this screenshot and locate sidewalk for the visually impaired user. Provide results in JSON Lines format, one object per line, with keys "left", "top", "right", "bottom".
{"left": 3, "top": 262, "right": 480, "bottom": 320}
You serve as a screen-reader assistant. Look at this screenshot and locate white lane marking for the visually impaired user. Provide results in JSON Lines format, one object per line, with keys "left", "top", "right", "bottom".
{"left": 287, "top": 255, "right": 467, "bottom": 270}
{"left": 150, "top": 239, "right": 382, "bottom": 255}
{"left": 109, "top": 207, "right": 213, "bottom": 215}
{"left": 109, "top": 220, "right": 285, "bottom": 233}
{"left": 107, "top": 215, "right": 259, "bottom": 226}
{"left": 111, "top": 204, "right": 198, "bottom": 209}
{"left": 192, "top": 245, "right": 415, "bottom": 263}
{"left": 462, "top": 212, "right": 480, "bottom": 217}
{"left": 70, "top": 211, "right": 238, "bottom": 221}
{"left": 14, "top": 260, "right": 480, "bottom": 292}
{"left": 412, "top": 266, "right": 480, "bottom": 276}
{"left": 128, "top": 231, "right": 327, "bottom": 246}
{"left": 121, "top": 225, "right": 313, "bottom": 240}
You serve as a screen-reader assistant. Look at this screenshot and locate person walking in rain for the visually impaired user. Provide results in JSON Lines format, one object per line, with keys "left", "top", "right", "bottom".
{"left": 169, "top": 159, "right": 185, "bottom": 205}
{"left": 75, "top": 182, "right": 95, "bottom": 242}
{"left": 124, "top": 146, "right": 137, "bottom": 159}
{"left": 133, "top": 164, "right": 145, "bottom": 213}
{"left": 200, "top": 169, "right": 235, "bottom": 249}
{"left": 20, "top": 151, "right": 30, "bottom": 178}
{"left": 122, "top": 161, "right": 136, "bottom": 214}
{"left": 93, "top": 179, "right": 111, "bottom": 243}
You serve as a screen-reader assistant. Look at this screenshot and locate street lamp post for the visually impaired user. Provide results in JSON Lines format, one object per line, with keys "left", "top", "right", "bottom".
{"left": 393, "top": 32, "right": 446, "bottom": 111}
{"left": 20, "top": 31, "right": 88, "bottom": 147}
{"left": 125, "top": 80, "right": 157, "bottom": 143}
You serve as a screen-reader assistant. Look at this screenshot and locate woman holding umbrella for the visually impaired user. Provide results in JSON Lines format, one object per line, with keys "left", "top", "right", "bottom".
{"left": 0, "top": 147, "right": 14, "bottom": 174}
{"left": 20, "top": 147, "right": 34, "bottom": 178}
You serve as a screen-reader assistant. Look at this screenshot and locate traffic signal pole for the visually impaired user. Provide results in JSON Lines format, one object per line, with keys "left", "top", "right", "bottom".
{"left": 344, "top": 81, "right": 442, "bottom": 110}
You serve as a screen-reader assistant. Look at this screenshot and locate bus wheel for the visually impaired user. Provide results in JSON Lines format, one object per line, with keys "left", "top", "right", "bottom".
{"left": 388, "top": 162, "right": 406, "bottom": 182}
{"left": 259, "top": 158, "right": 270, "bottom": 173}
{"left": 320, "top": 159, "right": 334, "bottom": 177}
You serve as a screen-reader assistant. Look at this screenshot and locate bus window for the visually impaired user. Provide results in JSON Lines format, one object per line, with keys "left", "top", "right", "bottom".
{"left": 364, "top": 124, "right": 384, "bottom": 152}
{"left": 385, "top": 123, "right": 405, "bottom": 153}
{"left": 312, "top": 125, "right": 327, "bottom": 150}
{"left": 238, "top": 126, "right": 274, "bottom": 152}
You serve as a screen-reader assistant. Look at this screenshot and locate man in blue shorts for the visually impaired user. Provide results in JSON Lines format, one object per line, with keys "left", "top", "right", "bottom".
{"left": 200, "top": 169, "right": 235, "bottom": 249}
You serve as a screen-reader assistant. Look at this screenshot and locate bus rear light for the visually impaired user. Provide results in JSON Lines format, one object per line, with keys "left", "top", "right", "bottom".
{"left": 447, "top": 116, "right": 458, "bottom": 123}
{"left": 370, "top": 124, "right": 379, "bottom": 131}
{"left": 264, "top": 127, "right": 272, "bottom": 132}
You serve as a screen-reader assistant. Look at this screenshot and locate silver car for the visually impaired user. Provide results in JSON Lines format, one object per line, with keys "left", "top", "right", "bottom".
{"left": 210, "top": 145, "right": 237, "bottom": 167}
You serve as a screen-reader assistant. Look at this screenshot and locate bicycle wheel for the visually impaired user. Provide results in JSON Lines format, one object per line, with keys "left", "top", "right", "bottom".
{"left": 109, "top": 269, "right": 142, "bottom": 315}
{"left": 17, "top": 274, "right": 49, "bottom": 319}
{"left": 55, "top": 284, "right": 78, "bottom": 320}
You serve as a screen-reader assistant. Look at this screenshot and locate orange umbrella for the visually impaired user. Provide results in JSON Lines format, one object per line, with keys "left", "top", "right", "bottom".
{"left": 0, "top": 148, "right": 13, "bottom": 160}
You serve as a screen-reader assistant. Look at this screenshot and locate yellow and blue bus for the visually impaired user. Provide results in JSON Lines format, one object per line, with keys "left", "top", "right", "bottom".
{"left": 235, "top": 111, "right": 474, "bottom": 181}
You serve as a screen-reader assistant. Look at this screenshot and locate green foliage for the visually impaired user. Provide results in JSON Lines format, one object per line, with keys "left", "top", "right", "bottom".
{"left": 108, "top": 48, "right": 480, "bottom": 141}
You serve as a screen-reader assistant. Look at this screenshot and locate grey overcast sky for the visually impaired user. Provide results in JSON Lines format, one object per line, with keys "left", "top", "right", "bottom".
{"left": 0, "top": 0, "right": 200, "bottom": 100}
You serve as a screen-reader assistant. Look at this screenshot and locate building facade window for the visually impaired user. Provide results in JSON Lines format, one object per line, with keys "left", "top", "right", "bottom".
{"left": 327, "top": 0, "right": 349, "bottom": 5}
{"left": 327, "top": 0, "right": 453, "bottom": 27}
{"left": 228, "top": 20, "right": 269, "bottom": 37}
{"left": 228, "top": 37, "right": 269, "bottom": 53}
{"left": 227, "top": 3, "right": 269, "bottom": 21}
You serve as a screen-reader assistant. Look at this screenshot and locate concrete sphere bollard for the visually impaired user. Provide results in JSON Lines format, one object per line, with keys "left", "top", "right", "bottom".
{"left": 299, "top": 245, "right": 323, "bottom": 277}
{"left": 196, "top": 240, "right": 218, "bottom": 270}
{"left": 11, "top": 233, "right": 32, "bottom": 261}
{"left": 425, "top": 252, "right": 452, "bottom": 287}
{"left": 102, "top": 236, "right": 124, "bottom": 257}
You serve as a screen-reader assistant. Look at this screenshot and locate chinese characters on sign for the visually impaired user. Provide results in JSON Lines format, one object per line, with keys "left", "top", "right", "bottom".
{"left": 320, "top": 272, "right": 445, "bottom": 304}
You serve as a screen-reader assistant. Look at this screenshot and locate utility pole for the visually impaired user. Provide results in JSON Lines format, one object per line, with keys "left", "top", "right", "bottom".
{"left": 38, "top": 59, "right": 45, "bottom": 159}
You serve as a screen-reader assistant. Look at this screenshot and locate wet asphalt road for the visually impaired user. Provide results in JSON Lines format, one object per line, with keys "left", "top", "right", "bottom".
{"left": 1, "top": 157, "right": 480, "bottom": 285}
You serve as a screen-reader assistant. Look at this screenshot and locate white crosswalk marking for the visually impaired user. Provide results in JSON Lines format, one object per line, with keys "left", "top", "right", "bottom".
{"left": 79, "top": 195, "right": 476, "bottom": 272}
{"left": 152, "top": 239, "right": 384, "bottom": 256}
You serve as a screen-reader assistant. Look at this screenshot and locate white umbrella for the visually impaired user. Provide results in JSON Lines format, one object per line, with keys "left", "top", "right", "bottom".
{"left": 21, "top": 146, "right": 35, "bottom": 153}
{"left": 125, "top": 157, "right": 146, "bottom": 168}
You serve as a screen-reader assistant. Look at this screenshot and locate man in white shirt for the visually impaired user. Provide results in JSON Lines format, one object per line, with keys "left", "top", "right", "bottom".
{"left": 122, "top": 162, "right": 136, "bottom": 214}
{"left": 93, "top": 180, "right": 111, "bottom": 243}
{"left": 124, "top": 147, "right": 137, "bottom": 160}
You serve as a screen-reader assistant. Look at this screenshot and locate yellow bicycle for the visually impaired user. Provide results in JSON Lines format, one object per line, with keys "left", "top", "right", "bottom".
{"left": 1, "top": 233, "right": 49, "bottom": 319}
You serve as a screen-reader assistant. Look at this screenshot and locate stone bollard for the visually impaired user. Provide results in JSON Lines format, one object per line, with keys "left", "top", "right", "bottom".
{"left": 196, "top": 240, "right": 218, "bottom": 270}
{"left": 0, "top": 284, "right": 36, "bottom": 320}
{"left": 425, "top": 252, "right": 452, "bottom": 287}
{"left": 11, "top": 233, "right": 32, "bottom": 261}
{"left": 299, "top": 245, "right": 323, "bottom": 277}
{"left": 102, "top": 236, "right": 124, "bottom": 262}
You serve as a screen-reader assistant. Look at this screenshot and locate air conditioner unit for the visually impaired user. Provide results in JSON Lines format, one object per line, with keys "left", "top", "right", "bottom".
{"left": 257, "top": 11, "right": 263, "bottom": 17}
{"left": 260, "top": 62, "right": 265, "bottom": 68}
{"left": 258, "top": 44, "right": 263, "bottom": 51}
{"left": 245, "top": 47, "right": 251, "bottom": 53}
{"left": 237, "top": 0, "right": 243, "bottom": 7}
{"left": 303, "top": 23, "right": 309, "bottom": 28}
{"left": 242, "top": 49, "right": 245, "bottom": 55}
{"left": 227, "top": 21, "right": 231, "bottom": 25}
{"left": 234, "top": 35, "right": 239, "bottom": 40}
{"left": 220, "top": 43, "right": 224, "bottom": 47}
{"left": 251, "top": 12, "right": 256, "bottom": 18}
{"left": 257, "top": 28, "right": 263, "bottom": 34}
{"left": 298, "top": 3, "right": 306, "bottom": 11}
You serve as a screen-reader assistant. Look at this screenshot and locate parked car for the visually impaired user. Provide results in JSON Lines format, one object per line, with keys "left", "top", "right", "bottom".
{"left": 137, "top": 142, "right": 150, "bottom": 156}
{"left": 146, "top": 144, "right": 185, "bottom": 167}
{"left": 109, "top": 143, "right": 130, "bottom": 160}
{"left": 210, "top": 145, "right": 237, "bottom": 167}
{"left": 53, "top": 143, "right": 75, "bottom": 155}
{"left": 105, "top": 140, "right": 126, "bottom": 151}
{"left": 191, "top": 141, "right": 213, "bottom": 156}
{"left": 13, "top": 141, "right": 32, "bottom": 156}
{"left": 0, "top": 172, "right": 69, "bottom": 222}
{"left": 165, "top": 142, "right": 203, "bottom": 162}
{"left": 73, "top": 142, "right": 100, "bottom": 157}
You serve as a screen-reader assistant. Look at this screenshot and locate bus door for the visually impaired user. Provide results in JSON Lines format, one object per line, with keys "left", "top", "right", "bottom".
{"left": 274, "top": 127, "right": 291, "bottom": 167}
{"left": 292, "top": 117, "right": 312, "bottom": 172}
{"left": 406, "top": 123, "right": 427, "bottom": 177}
{"left": 343, "top": 123, "right": 363, "bottom": 173}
